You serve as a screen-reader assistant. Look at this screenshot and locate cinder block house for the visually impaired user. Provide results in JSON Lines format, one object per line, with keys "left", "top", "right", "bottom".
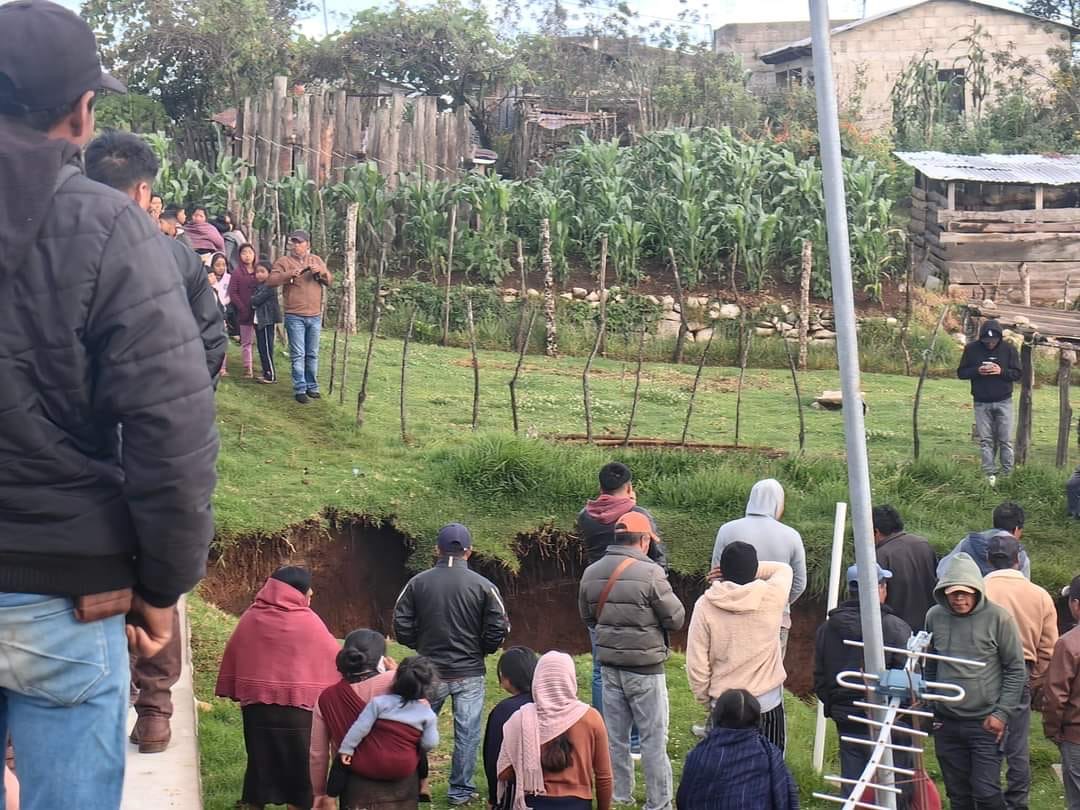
{"left": 714, "top": 0, "right": 1075, "bottom": 131}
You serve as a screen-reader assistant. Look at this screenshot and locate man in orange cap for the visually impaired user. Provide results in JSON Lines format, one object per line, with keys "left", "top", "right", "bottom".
{"left": 579, "top": 511, "right": 685, "bottom": 810}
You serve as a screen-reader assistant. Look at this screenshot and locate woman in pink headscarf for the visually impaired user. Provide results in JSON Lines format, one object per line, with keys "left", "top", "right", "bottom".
{"left": 497, "top": 651, "right": 612, "bottom": 810}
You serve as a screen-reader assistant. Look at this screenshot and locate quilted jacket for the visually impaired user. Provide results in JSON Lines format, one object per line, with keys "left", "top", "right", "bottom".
{"left": 0, "top": 118, "right": 219, "bottom": 607}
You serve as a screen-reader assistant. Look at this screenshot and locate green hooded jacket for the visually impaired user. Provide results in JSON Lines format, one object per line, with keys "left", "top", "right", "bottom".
{"left": 924, "top": 552, "right": 1026, "bottom": 723}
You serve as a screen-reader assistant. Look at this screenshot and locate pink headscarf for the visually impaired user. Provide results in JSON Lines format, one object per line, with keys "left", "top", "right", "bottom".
{"left": 496, "top": 651, "right": 590, "bottom": 810}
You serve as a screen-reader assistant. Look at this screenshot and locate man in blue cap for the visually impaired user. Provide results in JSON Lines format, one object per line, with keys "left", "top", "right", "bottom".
{"left": 394, "top": 524, "right": 510, "bottom": 805}
{"left": 813, "top": 563, "right": 913, "bottom": 802}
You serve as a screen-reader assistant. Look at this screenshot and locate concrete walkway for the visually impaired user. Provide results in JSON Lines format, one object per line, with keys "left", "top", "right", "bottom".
{"left": 122, "top": 596, "right": 203, "bottom": 808}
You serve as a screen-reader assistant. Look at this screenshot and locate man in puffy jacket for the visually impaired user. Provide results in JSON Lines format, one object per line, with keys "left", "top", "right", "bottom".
{"left": 813, "top": 564, "right": 913, "bottom": 803}
{"left": 85, "top": 130, "right": 226, "bottom": 383}
{"left": 938, "top": 501, "right": 1031, "bottom": 580}
{"left": 712, "top": 478, "right": 806, "bottom": 657}
{"left": 580, "top": 511, "right": 685, "bottom": 810}
{"left": 0, "top": 2, "right": 218, "bottom": 806}
{"left": 393, "top": 524, "right": 509, "bottom": 806}
{"left": 958, "top": 319, "right": 1022, "bottom": 485}
{"left": 927, "top": 553, "right": 1027, "bottom": 810}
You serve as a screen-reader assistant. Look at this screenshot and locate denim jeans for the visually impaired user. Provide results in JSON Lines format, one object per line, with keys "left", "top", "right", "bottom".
{"left": 588, "top": 627, "right": 639, "bottom": 751}
{"left": 0, "top": 593, "right": 128, "bottom": 810}
{"left": 934, "top": 716, "right": 1006, "bottom": 810}
{"left": 601, "top": 667, "right": 672, "bottom": 810}
{"left": 1002, "top": 684, "right": 1031, "bottom": 810}
{"left": 430, "top": 675, "right": 485, "bottom": 803}
{"left": 284, "top": 313, "right": 322, "bottom": 395}
{"left": 1061, "top": 740, "right": 1080, "bottom": 810}
{"left": 974, "top": 399, "right": 1014, "bottom": 476}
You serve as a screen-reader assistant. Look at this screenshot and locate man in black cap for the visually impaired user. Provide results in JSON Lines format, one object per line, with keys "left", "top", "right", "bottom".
{"left": 0, "top": 1, "right": 218, "bottom": 806}
{"left": 393, "top": 524, "right": 509, "bottom": 806}
{"left": 268, "top": 229, "right": 332, "bottom": 403}
{"left": 957, "top": 319, "right": 1022, "bottom": 485}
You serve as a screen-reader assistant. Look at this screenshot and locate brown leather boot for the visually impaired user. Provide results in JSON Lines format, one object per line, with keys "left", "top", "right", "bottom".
{"left": 130, "top": 715, "right": 171, "bottom": 754}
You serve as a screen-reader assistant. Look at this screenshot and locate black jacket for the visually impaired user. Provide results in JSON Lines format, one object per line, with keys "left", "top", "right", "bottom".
{"left": 813, "top": 600, "right": 912, "bottom": 723}
{"left": 163, "top": 235, "right": 226, "bottom": 379}
{"left": 393, "top": 556, "right": 510, "bottom": 678}
{"left": 875, "top": 531, "right": 938, "bottom": 632}
{"left": 576, "top": 503, "right": 669, "bottom": 570}
{"left": 957, "top": 325, "right": 1022, "bottom": 403}
{"left": 251, "top": 282, "right": 282, "bottom": 327}
{"left": 0, "top": 120, "right": 219, "bottom": 607}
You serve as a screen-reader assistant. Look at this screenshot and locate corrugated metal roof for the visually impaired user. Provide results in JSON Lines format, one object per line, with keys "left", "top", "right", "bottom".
{"left": 893, "top": 151, "right": 1080, "bottom": 186}
{"left": 760, "top": 0, "right": 1078, "bottom": 64}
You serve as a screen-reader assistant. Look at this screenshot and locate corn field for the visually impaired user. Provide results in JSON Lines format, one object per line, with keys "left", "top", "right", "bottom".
{"left": 150, "top": 127, "right": 903, "bottom": 299}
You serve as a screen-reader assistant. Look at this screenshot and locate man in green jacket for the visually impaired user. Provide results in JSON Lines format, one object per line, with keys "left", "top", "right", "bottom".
{"left": 926, "top": 552, "right": 1027, "bottom": 810}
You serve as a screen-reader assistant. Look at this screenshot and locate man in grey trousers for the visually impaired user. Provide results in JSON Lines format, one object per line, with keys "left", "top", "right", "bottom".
{"left": 957, "top": 319, "right": 1022, "bottom": 486}
{"left": 580, "top": 511, "right": 685, "bottom": 810}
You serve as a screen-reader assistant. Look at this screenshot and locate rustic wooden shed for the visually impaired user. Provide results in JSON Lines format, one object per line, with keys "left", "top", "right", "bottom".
{"left": 898, "top": 151, "right": 1080, "bottom": 304}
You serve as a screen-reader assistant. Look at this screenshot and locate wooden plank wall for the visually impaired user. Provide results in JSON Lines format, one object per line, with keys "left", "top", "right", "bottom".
{"left": 232, "top": 78, "right": 475, "bottom": 188}
{"left": 910, "top": 177, "right": 1080, "bottom": 303}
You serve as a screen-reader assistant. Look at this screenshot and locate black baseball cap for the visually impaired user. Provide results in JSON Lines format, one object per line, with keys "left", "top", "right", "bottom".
{"left": 436, "top": 523, "right": 472, "bottom": 554}
{"left": 0, "top": 0, "right": 125, "bottom": 114}
{"left": 987, "top": 534, "right": 1021, "bottom": 565}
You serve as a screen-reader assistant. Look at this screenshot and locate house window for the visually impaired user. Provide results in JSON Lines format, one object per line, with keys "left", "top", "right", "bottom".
{"left": 776, "top": 67, "right": 803, "bottom": 88}
{"left": 937, "top": 68, "right": 965, "bottom": 115}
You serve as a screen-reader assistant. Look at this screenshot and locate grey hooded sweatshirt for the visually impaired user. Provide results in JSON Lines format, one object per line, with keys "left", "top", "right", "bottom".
{"left": 924, "top": 553, "right": 1026, "bottom": 723}
{"left": 711, "top": 479, "right": 807, "bottom": 628}
{"left": 936, "top": 529, "right": 1030, "bottom": 580}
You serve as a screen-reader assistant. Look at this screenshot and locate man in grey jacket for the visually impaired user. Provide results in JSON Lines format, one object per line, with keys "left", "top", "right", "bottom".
{"left": 937, "top": 501, "right": 1031, "bottom": 580}
{"left": 580, "top": 511, "right": 685, "bottom": 810}
{"left": 712, "top": 478, "right": 807, "bottom": 656}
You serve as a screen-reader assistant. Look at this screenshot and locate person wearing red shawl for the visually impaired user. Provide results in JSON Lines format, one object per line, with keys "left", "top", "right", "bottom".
{"left": 185, "top": 206, "right": 226, "bottom": 254}
{"left": 310, "top": 629, "right": 430, "bottom": 810}
{"left": 216, "top": 566, "right": 340, "bottom": 810}
{"left": 497, "top": 651, "right": 613, "bottom": 810}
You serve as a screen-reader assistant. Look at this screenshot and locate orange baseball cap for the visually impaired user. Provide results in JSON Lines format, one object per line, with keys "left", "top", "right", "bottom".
{"left": 614, "top": 511, "right": 656, "bottom": 540}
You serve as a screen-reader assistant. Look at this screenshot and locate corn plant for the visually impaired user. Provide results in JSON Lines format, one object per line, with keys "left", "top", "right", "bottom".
{"left": 401, "top": 173, "right": 451, "bottom": 276}
{"left": 330, "top": 162, "right": 397, "bottom": 274}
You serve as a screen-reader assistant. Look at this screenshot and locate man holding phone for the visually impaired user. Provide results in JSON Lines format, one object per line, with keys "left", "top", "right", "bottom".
{"left": 268, "top": 230, "right": 332, "bottom": 404}
{"left": 958, "top": 319, "right": 1022, "bottom": 485}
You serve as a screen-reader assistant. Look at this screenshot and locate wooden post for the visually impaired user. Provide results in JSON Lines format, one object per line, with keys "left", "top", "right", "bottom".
{"left": 1057, "top": 349, "right": 1074, "bottom": 468}
{"left": 441, "top": 206, "right": 457, "bottom": 346}
{"left": 466, "top": 296, "right": 480, "bottom": 431}
{"left": 583, "top": 235, "right": 608, "bottom": 443}
{"left": 681, "top": 319, "right": 717, "bottom": 446}
{"left": 512, "top": 238, "right": 528, "bottom": 352}
{"left": 598, "top": 238, "right": 609, "bottom": 357}
{"left": 1035, "top": 185, "right": 1045, "bottom": 210}
{"left": 947, "top": 181, "right": 956, "bottom": 211}
{"left": 901, "top": 244, "right": 915, "bottom": 376}
{"left": 509, "top": 308, "right": 538, "bottom": 434}
{"left": 1015, "top": 337, "right": 1034, "bottom": 465}
{"left": 327, "top": 278, "right": 346, "bottom": 396}
{"left": 269, "top": 76, "right": 288, "bottom": 184}
{"left": 541, "top": 219, "right": 557, "bottom": 357}
{"left": 400, "top": 306, "right": 417, "bottom": 444}
{"left": 782, "top": 332, "right": 807, "bottom": 453}
{"left": 1019, "top": 262, "right": 1031, "bottom": 307}
{"left": 343, "top": 203, "right": 359, "bottom": 334}
{"left": 355, "top": 247, "right": 385, "bottom": 426}
{"left": 1065, "top": 276, "right": 1072, "bottom": 311}
{"left": 913, "top": 304, "right": 950, "bottom": 460}
{"left": 668, "top": 248, "right": 691, "bottom": 364}
{"left": 623, "top": 328, "right": 647, "bottom": 447}
{"left": 734, "top": 321, "right": 754, "bottom": 448}
{"left": 799, "top": 240, "right": 812, "bottom": 371}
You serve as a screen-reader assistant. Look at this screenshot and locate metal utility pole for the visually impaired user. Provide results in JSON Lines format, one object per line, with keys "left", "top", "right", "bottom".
{"left": 807, "top": 1, "right": 895, "bottom": 806}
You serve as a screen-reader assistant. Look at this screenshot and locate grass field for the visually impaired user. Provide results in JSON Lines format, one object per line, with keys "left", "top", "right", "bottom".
{"left": 210, "top": 330, "right": 1079, "bottom": 592}
{"left": 189, "top": 596, "right": 1070, "bottom": 810}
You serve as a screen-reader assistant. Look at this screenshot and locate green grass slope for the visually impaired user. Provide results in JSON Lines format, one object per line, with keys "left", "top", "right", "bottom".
{"left": 211, "top": 335, "right": 1079, "bottom": 592}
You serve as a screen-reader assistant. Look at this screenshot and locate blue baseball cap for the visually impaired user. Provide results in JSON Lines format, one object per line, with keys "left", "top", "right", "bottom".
{"left": 847, "top": 563, "right": 892, "bottom": 587}
{"left": 437, "top": 523, "right": 472, "bottom": 554}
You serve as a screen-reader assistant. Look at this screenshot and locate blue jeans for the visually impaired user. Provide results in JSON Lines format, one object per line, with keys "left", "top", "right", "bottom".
{"left": 284, "top": 314, "right": 322, "bottom": 395}
{"left": 588, "top": 627, "right": 639, "bottom": 751}
{"left": 601, "top": 667, "right": 672, "bottom": 810}
{"left": 974, "top": 399, "right": 1014, "bottom": 476}
{"left": 0, "top": 593, "right": 128, "bottom": 810}
{"left": 430, "top": 675, "right": 485, "bottom": 803}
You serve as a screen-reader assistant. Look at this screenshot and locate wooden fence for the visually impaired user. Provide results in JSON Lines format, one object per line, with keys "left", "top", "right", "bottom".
{"left": 231, "top": 76, "right": 476, "bottom": 187}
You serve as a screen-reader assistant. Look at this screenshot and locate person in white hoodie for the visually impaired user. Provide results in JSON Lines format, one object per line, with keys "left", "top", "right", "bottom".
{"left": 687, "top": 541, "right": 792, "bottom": 752}
{"left": 711, "top": 479, "right": 807, "bottom": 656}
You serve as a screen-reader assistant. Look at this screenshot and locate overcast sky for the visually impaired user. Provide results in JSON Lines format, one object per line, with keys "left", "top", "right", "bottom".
{"left": 52, "top": 0, "right": 1020, "bottom": 41}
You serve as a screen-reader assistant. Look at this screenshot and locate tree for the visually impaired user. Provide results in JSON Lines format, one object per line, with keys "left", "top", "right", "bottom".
{"left": 299, "top": 0, "right": 523, "bottom": 145}
{"left": 1023, "top": 0, "right": 1080, "bottom": 28}
{"left": 81, "top": 0, "right": 309, "bottom": 122}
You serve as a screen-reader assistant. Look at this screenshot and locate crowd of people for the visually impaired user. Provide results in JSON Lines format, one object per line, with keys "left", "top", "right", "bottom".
{"left": 2, "top": 4, "right": 1080, "bottom": 810}
{"left": 207, "top": 462, "right": 1079, "bottom": 810}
